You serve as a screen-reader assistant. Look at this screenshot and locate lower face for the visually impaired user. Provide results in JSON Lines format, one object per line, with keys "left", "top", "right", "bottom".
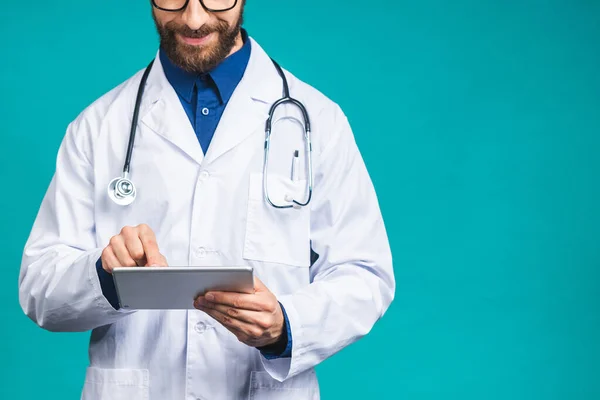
{"left": 152, "top": 2, "right": 245, "bottom": 74}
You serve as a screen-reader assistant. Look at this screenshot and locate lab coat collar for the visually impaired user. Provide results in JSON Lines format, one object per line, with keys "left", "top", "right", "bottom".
{"left": 140, "top": 55, "right": 205, "bottom": 165}
{"left": 203, "top": 37, "right": 284, "bottom": 164}
{"left": 139, "top": 36, "right": 282, "bottom": 166}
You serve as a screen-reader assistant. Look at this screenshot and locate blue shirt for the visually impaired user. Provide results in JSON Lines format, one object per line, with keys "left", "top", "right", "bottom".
{"left": 159, "top": 29, "right": 251, "bottom": 154}
{"left": 96, "top": 29, "right": 292, "bottom": 359}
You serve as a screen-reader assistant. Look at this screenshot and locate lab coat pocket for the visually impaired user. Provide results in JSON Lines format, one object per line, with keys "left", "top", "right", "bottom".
{"left": 244, "top": 173, "right": 311, "bottom": 267}
{"left": 248, "top": 370, "right": 318, "bottom": 400}
{"left": 81, "top": 367, "right": 149, "bottom": 400}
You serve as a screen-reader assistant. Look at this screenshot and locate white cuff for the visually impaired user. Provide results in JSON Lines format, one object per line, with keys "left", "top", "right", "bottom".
{"left": 260, "top": 294, "right": 301, "bottom": 381}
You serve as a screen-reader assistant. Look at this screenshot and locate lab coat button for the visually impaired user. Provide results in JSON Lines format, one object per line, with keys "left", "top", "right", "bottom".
{"left": 197, "top": 247, "right": 206, "bottom": 258}
{"left": 200, "top": 170, "right": 210, "bottom": 180}
{"left": 195, "top": 322, "right": 206, "bottom": 334}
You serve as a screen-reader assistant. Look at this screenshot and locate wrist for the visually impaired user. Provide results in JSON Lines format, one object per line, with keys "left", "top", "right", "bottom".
{"left": 266, "top": 308, "right": 285, "bottom": 346}
{"left": 257, "top": 303, "right": 287, "bottom": 352}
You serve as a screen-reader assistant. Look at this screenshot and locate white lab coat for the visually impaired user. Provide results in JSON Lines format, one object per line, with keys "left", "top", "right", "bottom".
{"left": 19, "top": 37, "right": 395, "bottom": 400}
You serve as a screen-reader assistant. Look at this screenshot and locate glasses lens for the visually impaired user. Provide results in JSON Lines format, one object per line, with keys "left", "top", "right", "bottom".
{"left": 154, "top": 0, "right": 187, "bottom": 10}
{"left": 154, "top": 0, "right": 236, "bottom": 11}
{"left": 202, "top": 0, "right": 236, "bottom": 11}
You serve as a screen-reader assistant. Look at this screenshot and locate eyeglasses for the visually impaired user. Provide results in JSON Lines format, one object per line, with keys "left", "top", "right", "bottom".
{"left": 152, "top": 0, "right": 237, "bottom": 13}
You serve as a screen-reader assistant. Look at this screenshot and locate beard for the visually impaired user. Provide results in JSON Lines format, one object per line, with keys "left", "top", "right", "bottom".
{"left": 153, "top": 7, "right": 244, "bottom": 74}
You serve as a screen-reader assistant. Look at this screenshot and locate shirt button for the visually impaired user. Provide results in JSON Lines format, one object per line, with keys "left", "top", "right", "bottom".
{"left": 201, "top": 107, "right": 209, "bottom": 116}
{"left": 194, "top": 322, "right": 206, "bottom": 334}
{"left": 197, "top": 247, "right": 206, "bottom": 258}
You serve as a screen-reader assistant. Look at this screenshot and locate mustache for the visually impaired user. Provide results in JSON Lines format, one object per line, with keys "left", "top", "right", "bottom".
{"left": 164, "top": 22, "right": 229, "bottom": 39}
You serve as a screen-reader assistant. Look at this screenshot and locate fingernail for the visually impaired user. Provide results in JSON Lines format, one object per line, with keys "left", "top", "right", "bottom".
{"left": 205, "top": 293, "right": 214, "bottom": 301}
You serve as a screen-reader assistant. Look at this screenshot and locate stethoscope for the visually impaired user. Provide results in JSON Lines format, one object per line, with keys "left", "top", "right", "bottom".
{"left": 108, "top": 57, "right": 313, "bottom": 209}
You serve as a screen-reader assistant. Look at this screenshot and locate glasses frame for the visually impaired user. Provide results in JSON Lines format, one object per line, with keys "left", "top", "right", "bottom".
{"left": 152, "top": 0, "right": 238, "bottom": 13}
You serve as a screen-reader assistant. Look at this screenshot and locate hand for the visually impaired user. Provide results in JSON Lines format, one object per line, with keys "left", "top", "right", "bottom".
{"left": 194, "top": 277, "right": 285, "bottom": 348}
{"left": 101, "top": 224, "right": 168, "bottom": 274}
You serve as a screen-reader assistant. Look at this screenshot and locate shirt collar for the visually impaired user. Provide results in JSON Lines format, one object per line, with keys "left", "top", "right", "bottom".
{"left": 159, "top": 28, "right": 251, "bottom": 104}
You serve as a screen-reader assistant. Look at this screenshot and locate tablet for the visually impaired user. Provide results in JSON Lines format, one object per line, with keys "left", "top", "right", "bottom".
{"left": 112, "top": 266, "right": 254, "bottom": 310}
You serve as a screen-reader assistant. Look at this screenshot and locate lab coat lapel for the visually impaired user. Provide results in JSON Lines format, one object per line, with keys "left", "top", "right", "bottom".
{"left": 203, "top": 38, "right": 281, "bottom": 165}
{"left": 141, "top": 54, "right": 205, "bottom": 165}
{"left": 202, "top": 87, "right": 265, "bottom": 164}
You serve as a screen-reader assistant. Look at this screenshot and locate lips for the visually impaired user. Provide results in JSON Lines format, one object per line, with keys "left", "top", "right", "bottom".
{"left": 179, "top": 32, "right": 214, "bottom": 46}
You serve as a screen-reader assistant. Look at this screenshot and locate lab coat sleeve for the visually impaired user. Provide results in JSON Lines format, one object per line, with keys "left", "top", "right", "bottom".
{"left": 19, "top": 116, "right": 133, "bottom": 332}
{"left": 261, "top": 105, "right": 395, "bottom": 380}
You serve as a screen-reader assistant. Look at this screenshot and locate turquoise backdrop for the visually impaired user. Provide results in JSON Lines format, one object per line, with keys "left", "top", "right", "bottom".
{"left": 1, "top": 0, "right": 599, "bottom": 398}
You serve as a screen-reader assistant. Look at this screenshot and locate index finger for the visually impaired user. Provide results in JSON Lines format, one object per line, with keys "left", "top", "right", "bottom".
{"left": 138, "top": 226, "right": 161, "bottom": 266}
{"left": 202, "top": 291, "right": 266, "bottom": 312}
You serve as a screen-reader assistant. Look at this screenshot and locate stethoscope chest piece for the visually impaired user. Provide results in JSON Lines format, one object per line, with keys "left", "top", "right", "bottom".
{"left": 108, "top": 175, "right": 137, "bottom": 206}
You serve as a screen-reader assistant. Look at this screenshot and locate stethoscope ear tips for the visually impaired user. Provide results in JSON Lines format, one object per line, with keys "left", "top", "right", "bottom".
{"left": 284, "top": 194, "right": 302, "bottom": 209}
{"left": 108, "top": 176, "right": 137, "bottom": 206}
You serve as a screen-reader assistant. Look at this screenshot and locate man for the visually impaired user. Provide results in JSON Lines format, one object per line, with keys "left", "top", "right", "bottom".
{"left": 19, "top": 0, "right": 395, "bottom": 399}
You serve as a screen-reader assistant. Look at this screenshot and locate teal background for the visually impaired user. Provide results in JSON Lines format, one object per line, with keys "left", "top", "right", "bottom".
{"left": 1, "top": 0, "right": 599, "bottom": 398}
